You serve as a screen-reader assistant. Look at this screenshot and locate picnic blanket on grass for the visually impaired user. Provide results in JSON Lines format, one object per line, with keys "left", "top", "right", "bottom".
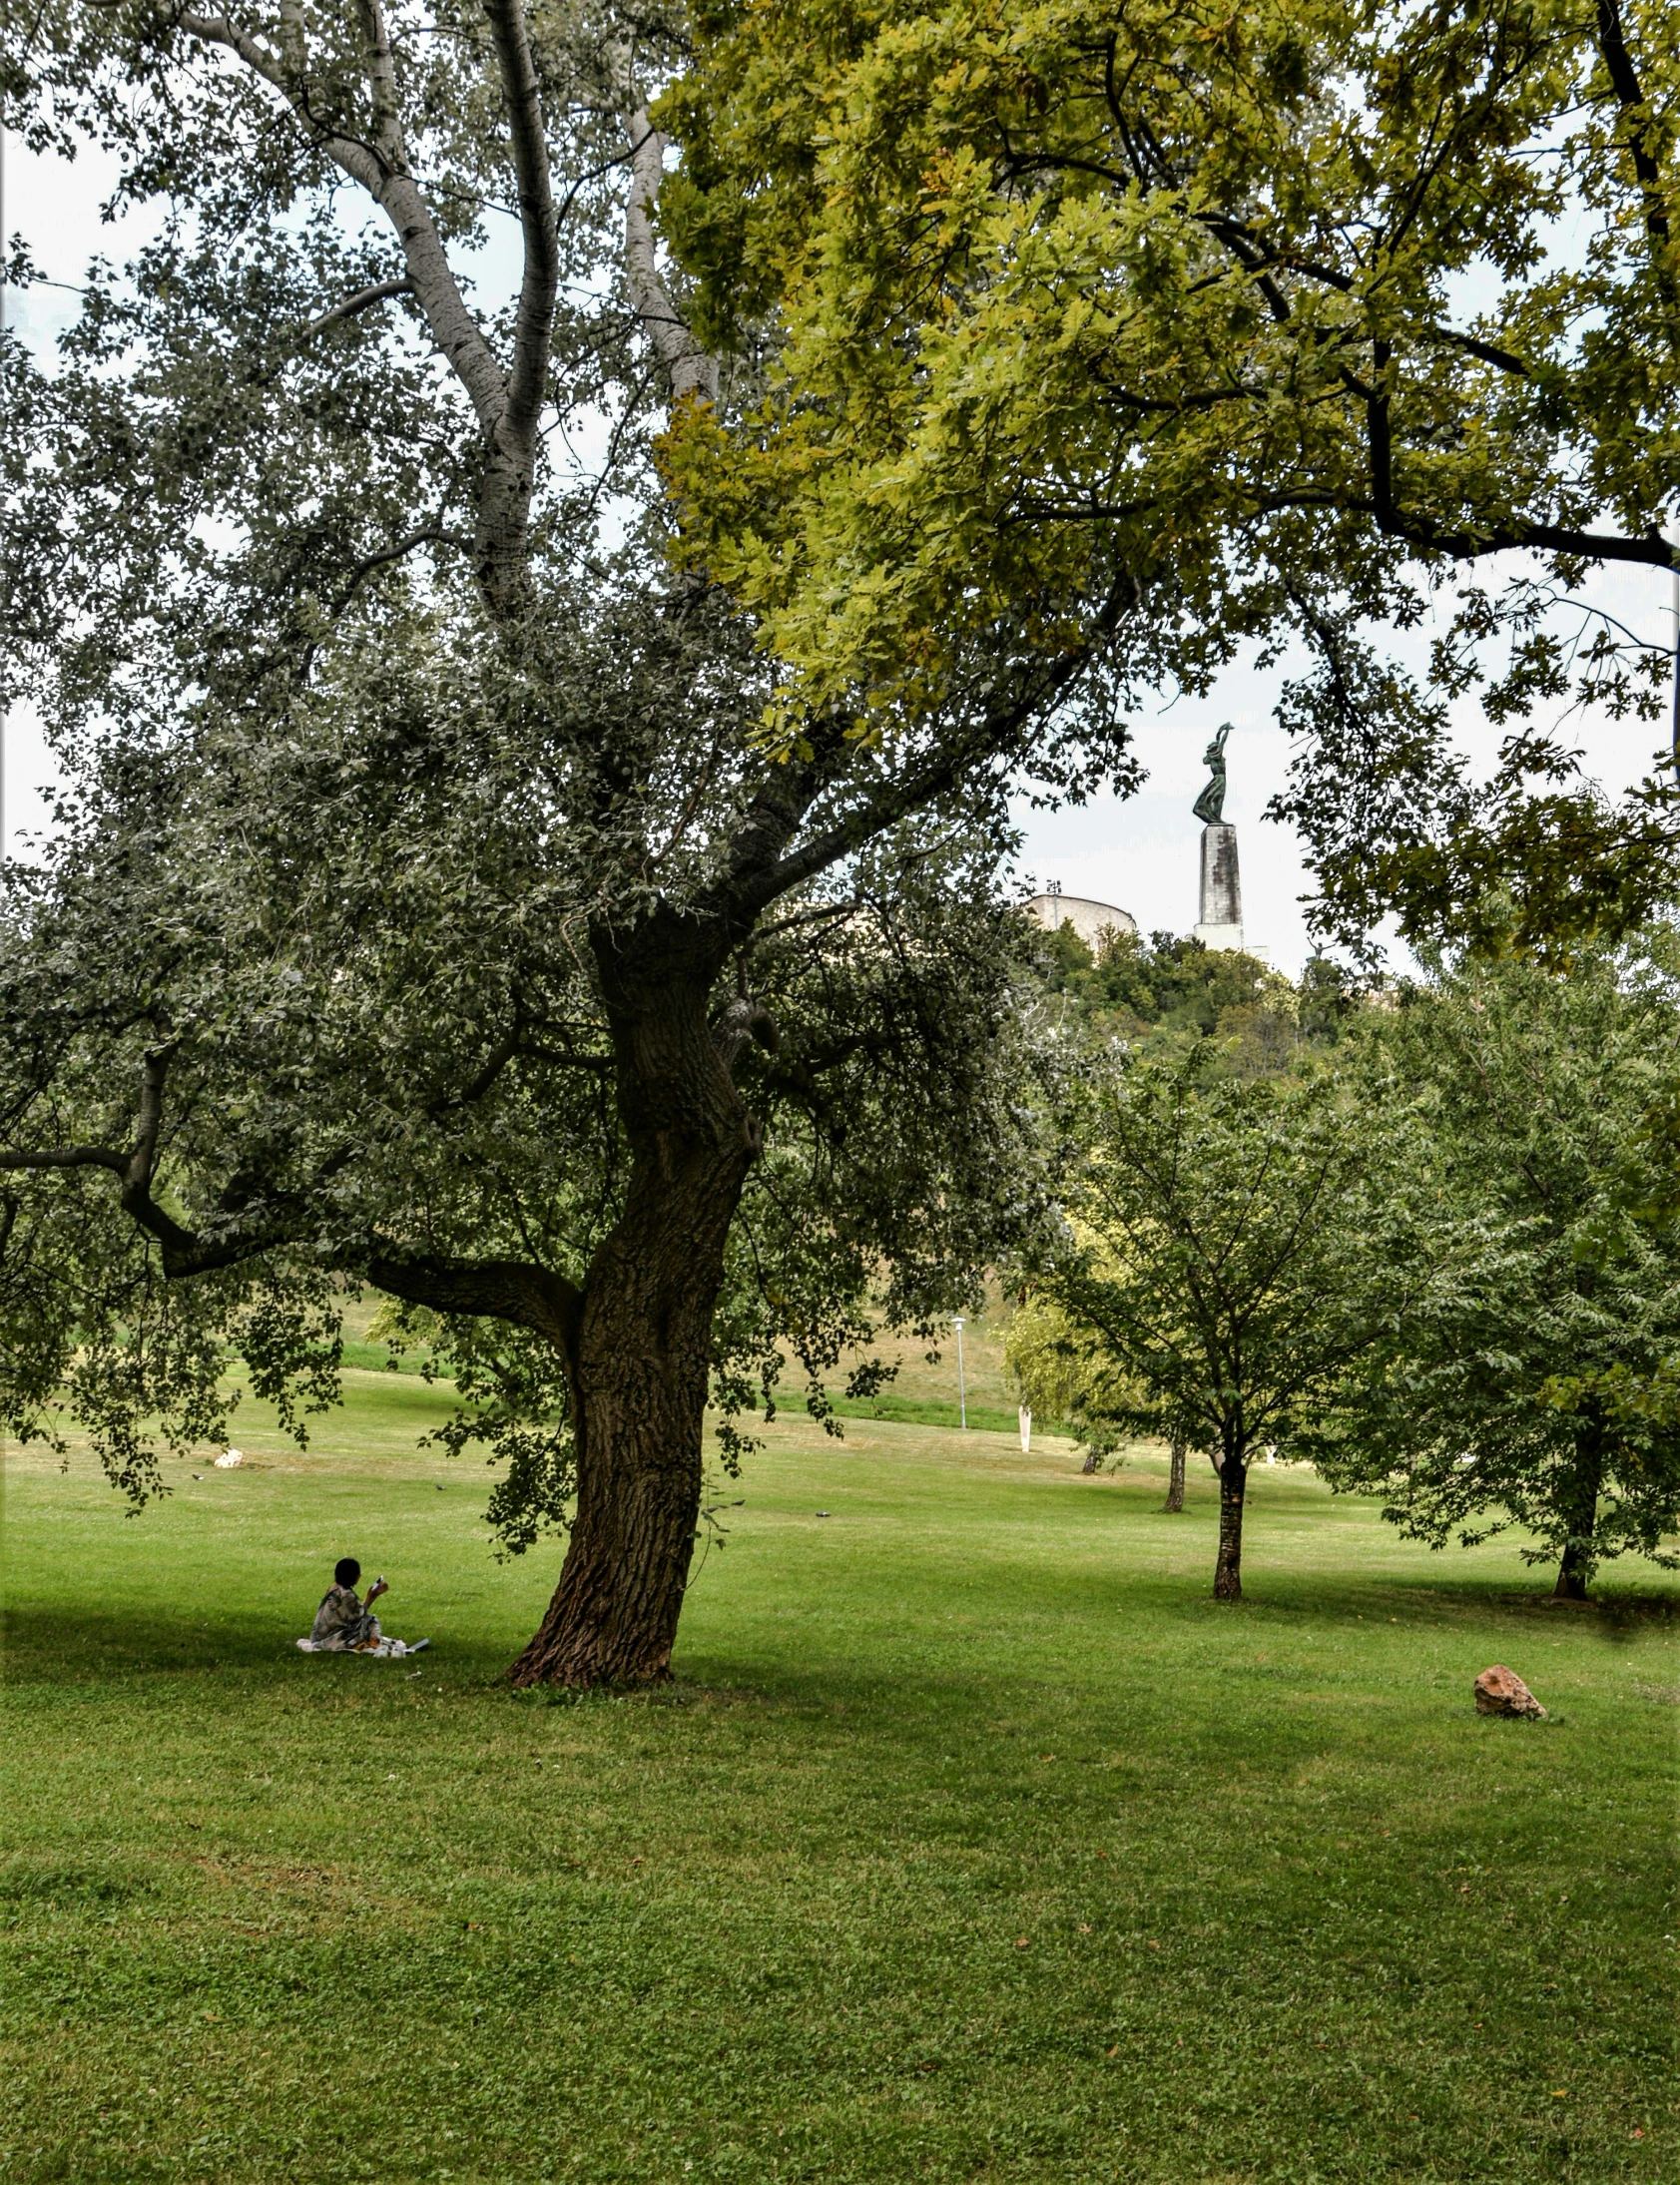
{"left": 295, "top": 1636, "right": 430, "bottom": 1657}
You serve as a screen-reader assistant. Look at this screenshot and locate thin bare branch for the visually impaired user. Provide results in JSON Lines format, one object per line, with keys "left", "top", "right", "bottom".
{"left": 303, "top": 276, "right": 414, "bottom": 338}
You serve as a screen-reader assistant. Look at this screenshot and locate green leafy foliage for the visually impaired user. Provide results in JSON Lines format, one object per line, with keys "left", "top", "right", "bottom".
{"left": 1031, "top": 920, "right": 1316, "bottom": 1057}
{"left": 1314, "top": 940, "right": 1680, "bottom": 1585}
{"left": 1270, "top": 611, "right": 1680, "bottom": 962}
{"left": 1036, "top": 1044, "right": 1419, "bottom": 1591}
{"left": 659, "top": 0, "right": 1679, "bottom": 929}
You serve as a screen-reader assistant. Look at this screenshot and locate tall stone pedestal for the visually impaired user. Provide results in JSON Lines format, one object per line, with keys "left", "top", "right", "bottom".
{"left": 1193, "top": 821, "right": 1244, "bottom": 952}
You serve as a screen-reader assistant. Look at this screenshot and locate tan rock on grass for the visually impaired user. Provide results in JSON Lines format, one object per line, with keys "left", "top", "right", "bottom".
{"left": 1474, "top": 1665, "right": 1547, "bottom": 1719}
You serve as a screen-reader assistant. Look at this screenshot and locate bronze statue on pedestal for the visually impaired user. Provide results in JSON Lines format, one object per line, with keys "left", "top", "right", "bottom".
{"left": 1192, "top": 725, "right": 1233, "bottom": 827}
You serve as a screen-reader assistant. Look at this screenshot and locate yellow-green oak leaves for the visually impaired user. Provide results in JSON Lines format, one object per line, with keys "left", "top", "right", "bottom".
{"left": 657, "top": 0, "right": 1678, "bottom": 741}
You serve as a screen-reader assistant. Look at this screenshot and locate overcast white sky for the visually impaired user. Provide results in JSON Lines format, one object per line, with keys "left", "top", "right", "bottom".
{"left": 5, "top": 133, "right": 1677, "bottom": 971}
{"left": 1013, "top": 581, "right": 1674, "bottom": 969}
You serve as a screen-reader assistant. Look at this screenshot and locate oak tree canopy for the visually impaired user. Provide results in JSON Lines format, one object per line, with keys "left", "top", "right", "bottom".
{"left": 660, "top": 0, "right": 1679, "bottom": 944}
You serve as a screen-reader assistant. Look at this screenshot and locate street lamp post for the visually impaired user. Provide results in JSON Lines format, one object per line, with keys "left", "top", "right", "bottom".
{"left": 953, "top": 1318, "right": 966, "bottom": 1430}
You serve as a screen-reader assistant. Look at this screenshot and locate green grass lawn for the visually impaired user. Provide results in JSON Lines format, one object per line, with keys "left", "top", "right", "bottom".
{"left": 2, "top": 1378, "right": 1675, "bottom": 2183}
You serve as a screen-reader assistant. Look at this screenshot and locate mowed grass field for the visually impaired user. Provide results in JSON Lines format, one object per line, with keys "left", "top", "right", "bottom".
{"left": 2, "top": 1373, "right": 1675, "bottom": 2183}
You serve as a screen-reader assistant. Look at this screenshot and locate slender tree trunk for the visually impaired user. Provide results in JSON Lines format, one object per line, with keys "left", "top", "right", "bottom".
{"left": 1213, "top": 1448, "right": 1248, "bottom": 1600}
{"left": 1164, "top": 1437, "right": 1186, "bottom": 1512}
{"left": 509, "top": 913, "right": 756, "bottom": 1687}
{"left": 1552, "top": 1412, "right": 1606, "bottom": 1603}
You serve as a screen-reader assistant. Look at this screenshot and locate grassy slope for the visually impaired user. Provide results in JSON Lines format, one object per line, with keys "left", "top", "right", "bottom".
{"left": 327, "top": 1300, "right": 1032, "bottom": 1433}
{"left": 1, "top": 1375, "right": 1675, "bottom": 2184}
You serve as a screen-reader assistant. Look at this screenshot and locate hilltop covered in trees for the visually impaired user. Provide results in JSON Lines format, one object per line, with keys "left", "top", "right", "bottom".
{"left": 1030, "top": 920, "right": 1359, "bottom": 1066}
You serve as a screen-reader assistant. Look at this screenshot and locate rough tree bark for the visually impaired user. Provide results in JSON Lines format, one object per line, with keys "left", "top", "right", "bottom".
{"left": 1164, "top": 1437, "right": 1186, "bottom": 1512}
{"left": 508, "top": 911, "right": 757, "bottom": 1684}
{"left": 1213, "top": 1446, "right": 1249, "bottom": 1600}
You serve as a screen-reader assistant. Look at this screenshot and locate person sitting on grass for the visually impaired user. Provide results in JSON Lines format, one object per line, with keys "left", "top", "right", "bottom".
{"left": 309, "top": 1558, "right": 389, "bottom": 1651}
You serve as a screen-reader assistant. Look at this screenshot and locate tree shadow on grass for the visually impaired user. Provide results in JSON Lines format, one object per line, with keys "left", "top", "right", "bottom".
{"left": 9, "top": 1561, "right": 1673, "bottom": 1700}
{"left": 0, "top": 1602, "right": 515, "bottom": 1687}
{"left": 1124, "top": 1565, "right": 1680, "bottom": 1640}
{"left": 1593, "top": 1588, "right": 1680, "bottom": 1622}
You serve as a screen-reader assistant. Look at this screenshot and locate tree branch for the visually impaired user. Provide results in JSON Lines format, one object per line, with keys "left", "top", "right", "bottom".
{"left": 750, "top": 897, "right": 864, "bottom": 944}
{"left": 328, "top": 523, "right": 467, "bottom": 611}
{"left": 353, "top": 0, "right": 403, "bottom": 167}
{"left": 0, "top": 1145, "right": 127, "bottom": 1173}
{"left": 518, "top": 1043, "right": 616, "bottom": 1073}
{"left": 168, "top": 4, "right": 511, "bottom": 445}
{"left": 171, "top": 8, "right": 381, "bottom": 183}
{"left": 3, "top": 1041, "right": 312, "bottom": 1280}
{"left": 363, "top": 1250, "right": 583, "bottom": 1356}
{"left": 483, "top": 0, "right": 560, "bottom": 450}
{"left": 1361, "top": 351, "right": 1675, "bottom": 569}
{"left": 625, "top": 109, "right": 718, "bottom": 404}
{"left": 1190, "top": 211, "right": 1535, "bottom": 378}
{"left": 730, "top": 576, "right": 1141, "bottom": 919}
{"left": 1593, "top": 0, "right": 1671, "bottom": 251}
{"left": 303, "top": 277, "right": 414, "bottom": 338}
{"left": 426, "top": 1018, "right": 523, "bottom": 1117}
{"left": 111, "top": 1041, "right": 298, "bottom": 1276}
{"left": 700, "top": 720, "right": 854, "bottom": 934}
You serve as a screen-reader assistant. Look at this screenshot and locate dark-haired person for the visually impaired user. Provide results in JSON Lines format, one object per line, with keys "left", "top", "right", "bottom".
{"left": 309, "top": 1558, "right": 389, "bottom": 1651}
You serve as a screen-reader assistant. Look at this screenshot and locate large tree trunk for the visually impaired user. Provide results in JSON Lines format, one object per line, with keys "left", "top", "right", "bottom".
{"left": 1213, "top": 1449, "right": 1248, "bottom": 1600}
{"left": 509, "top": 912, "right": 757, "bottom": 1687}
{"left": 1552, "top": 1412, "right": 1606, "bottom": 1603}
{"left": 1164, "top": 1437, "right": 1186, "bottom": 1512}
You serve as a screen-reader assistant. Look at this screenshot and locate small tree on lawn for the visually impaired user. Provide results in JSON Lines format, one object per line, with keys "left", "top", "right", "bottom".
{"left": 1315, "top": 942, "right": 1680, "bottom": 1598}
{"left": 1005, "top": 1288, "right": 1198, "bottom": 1499}
{"left": 1003, "top": 1288, "right": 1138, "bottom": 1474}
{"left": 1044, "top": 1047, "right": 1415, "bottom": 1599}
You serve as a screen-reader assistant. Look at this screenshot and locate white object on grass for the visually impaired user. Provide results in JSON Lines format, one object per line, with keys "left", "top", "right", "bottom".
{"left": 214, "top": 1448, "right": 244, "bottom": 1467}
{"left": 1019, "top": 1405, "right": 1032, "bottom": 1455}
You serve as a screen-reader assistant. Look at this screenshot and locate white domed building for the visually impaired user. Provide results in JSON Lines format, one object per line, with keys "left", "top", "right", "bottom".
{"left": 1022, "top": 892, "right": 1138, "bottom": 953}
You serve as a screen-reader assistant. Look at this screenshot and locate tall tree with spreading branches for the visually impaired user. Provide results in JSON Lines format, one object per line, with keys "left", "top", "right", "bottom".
{"left": 0, "top": 0, "right": 1134, "bottom": 1685}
